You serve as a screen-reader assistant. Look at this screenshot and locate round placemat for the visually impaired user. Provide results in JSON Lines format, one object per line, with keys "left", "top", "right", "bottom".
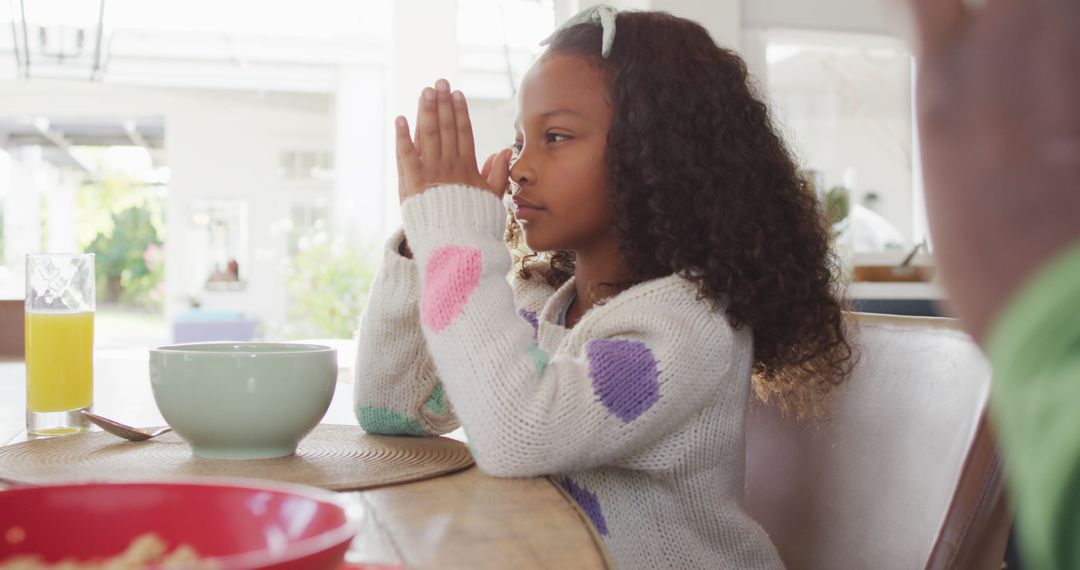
{"left": 0, "top": 424, "right": 474, "bottom": 491}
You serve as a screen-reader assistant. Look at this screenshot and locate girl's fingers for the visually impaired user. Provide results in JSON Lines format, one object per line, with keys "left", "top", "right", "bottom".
{"left": 396, "top": 139, "right": 406, "bottom": 200}
{"left": 418, "top": 87, "right": 441, "bottom": 162}
{"left": 452, "top": 90, "right": 477, "bottom": 160}
{"left": 480, "top": 153, "right": 496, "bottom": 179}
{"left": 413, "top": 105, "right": 423, "bottom": 158}
{"left": 905, "top": 0, "right": 968, "bottom": 57}
{"left": 435, "top": 79, "right": 458, "bottom": 159}
{"left": 486, "top": 148, "right": 512, "bottom": 194}
{"left": 395, "top": 116, "right": 421, "bottom": 193}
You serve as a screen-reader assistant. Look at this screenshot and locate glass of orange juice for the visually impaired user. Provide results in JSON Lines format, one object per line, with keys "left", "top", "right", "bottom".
{"left": 25, "top": 253, "right": 95, "bottom": 436}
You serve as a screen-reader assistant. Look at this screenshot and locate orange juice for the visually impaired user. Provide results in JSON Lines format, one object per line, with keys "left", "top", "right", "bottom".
{"left": 24, "top": 310, "right": 94, "bottom": 412}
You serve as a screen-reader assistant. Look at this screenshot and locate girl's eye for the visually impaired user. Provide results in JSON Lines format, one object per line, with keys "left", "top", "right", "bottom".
{"left": 510, "top": 142, "right": 523, "bottom": 158}
{"left": 545, "top": 133, "right": 571, "bottom": 144}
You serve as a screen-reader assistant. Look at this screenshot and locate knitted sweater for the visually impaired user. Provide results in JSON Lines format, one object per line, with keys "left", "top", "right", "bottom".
{"left": 354, "top": 184, "right": 783, "bottom": 569}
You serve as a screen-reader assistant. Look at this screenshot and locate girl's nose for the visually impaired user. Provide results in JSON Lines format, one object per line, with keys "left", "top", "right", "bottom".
{"left": 509, "top": 150, "right": 532, "bottom": 189}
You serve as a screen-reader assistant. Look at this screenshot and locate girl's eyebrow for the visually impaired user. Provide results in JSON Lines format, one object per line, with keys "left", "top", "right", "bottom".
{"left": 541, "top": 108, "right": 585, "bottom": 119}
{"left": 514, "top": 108, "right": 586, "bottom": 131}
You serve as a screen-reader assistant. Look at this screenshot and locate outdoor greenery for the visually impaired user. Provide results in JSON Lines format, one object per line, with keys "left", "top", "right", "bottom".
{"left": 76, "top": 152, "right": 166, "bottom": 309}
{"left": 86, "top": 206, "right": 164, "bottom": 306}
{"left": 283, "top": 225, "right": 377, "bottom": 339}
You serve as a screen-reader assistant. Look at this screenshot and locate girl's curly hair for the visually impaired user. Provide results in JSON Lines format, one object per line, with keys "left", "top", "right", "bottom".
{"left": 507, "top": 11, "right": 855, "bottom": 416}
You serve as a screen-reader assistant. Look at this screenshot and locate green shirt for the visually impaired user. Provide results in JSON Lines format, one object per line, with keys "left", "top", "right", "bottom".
{"left": 988, "top": 242, "right": 1080, "bottom": 569}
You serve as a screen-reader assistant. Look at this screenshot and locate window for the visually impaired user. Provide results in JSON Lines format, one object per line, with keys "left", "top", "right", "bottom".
{"left": 764, "top": 30, "right": 924, "bottom": 253}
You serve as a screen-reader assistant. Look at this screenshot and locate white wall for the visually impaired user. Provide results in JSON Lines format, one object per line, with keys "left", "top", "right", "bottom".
{"left": 0, "top": 148, "right": 44, "bottom": 297}
{"left": 743, "top": 0, "right": 908, "bottom": 36}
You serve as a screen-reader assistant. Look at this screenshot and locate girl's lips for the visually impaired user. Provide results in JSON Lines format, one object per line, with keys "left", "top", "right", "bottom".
{"left": 512, "top": 198, "right": 544, "bottom": 222}
{"left": 513, "top": 203, "right": 544, "bottom": 222}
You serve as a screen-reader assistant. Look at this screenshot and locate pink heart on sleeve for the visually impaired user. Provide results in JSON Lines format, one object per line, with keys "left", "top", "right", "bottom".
{"left": 420, "top": 245, "right": 484, "bottom": 333}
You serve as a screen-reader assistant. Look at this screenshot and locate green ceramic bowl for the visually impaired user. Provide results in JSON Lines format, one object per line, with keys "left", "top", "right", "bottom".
{"left": 149, "top": 343, "right": 337, "bottom": 460}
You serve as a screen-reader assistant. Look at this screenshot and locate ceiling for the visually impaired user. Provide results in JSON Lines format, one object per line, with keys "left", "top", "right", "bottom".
{"left": 0, "top": 0, "right": 552, "bottom": 96}
{"left": 0, "top": 116, "right": 164, "bottom": 174}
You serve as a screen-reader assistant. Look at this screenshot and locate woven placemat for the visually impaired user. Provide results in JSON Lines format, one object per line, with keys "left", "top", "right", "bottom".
{"left": 0, "top": 424, "right": 473, "bottom": 491}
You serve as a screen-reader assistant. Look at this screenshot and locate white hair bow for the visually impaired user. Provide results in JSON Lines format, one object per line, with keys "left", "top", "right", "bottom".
{"left": 540, "top": 4, "right": 618, "bottom": 58}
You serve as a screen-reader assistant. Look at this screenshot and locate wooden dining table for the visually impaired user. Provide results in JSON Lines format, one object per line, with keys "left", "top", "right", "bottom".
{"left": 0, "top": 351, "right": 608, "bottom": 569}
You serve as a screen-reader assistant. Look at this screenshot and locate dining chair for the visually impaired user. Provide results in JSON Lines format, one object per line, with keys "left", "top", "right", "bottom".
{"left": 0, "top": 300, "right": 24, "bottom": 357}
{"left": 745, "top": 312, "right": 1010, "bottom": 570}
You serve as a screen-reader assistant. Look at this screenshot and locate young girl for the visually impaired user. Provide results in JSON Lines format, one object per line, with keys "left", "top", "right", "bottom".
{"left": 355, "top": 7, "right": 852, "bottom": 569}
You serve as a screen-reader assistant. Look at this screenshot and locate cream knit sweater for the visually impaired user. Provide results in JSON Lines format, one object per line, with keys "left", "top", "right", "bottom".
{"left": 354, "top": 184, "right": 783, "bottom": 569}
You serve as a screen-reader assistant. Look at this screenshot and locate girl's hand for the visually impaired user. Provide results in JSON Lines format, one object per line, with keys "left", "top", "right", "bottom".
{"left": 395, "top": 79, "right": 512, "bottom": 203}
{"left": 481, "top": 149, "right": 514, "bottom": 195}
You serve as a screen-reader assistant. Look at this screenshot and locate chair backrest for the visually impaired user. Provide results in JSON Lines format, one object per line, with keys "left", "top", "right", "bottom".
{"left": 745, "top": 313, "right": 1010, "bottom": 570}
{"left": 0, "top": 300, "right": 24, "bottom": 357}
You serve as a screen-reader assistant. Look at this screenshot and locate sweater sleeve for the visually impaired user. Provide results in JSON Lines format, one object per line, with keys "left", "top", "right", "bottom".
{"left": 402, "top": 185, "right": 731, "bottom": 477}
{"left": 353, "top": 229, "right": 459, "bottom": 436}
{"left": 986, "top": 242, "right": 1080, "bottom": 570}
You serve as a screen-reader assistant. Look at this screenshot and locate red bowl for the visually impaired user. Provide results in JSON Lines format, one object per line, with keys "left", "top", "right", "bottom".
{"left": 0, "top": 480, "right": 356, "bottom": 569}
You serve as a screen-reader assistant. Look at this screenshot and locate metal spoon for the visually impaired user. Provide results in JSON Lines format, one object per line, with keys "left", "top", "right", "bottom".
{"left": 80, "top": 411, "right": 173, "bottom": 442}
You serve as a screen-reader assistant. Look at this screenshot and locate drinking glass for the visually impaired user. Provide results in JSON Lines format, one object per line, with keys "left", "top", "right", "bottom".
{"left": 25, "top": 253, "right": 95, "bottom": 436}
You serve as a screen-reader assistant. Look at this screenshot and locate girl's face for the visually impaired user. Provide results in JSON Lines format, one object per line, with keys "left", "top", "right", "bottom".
{"left": 510, "top": 53, "right": 615, "bottom": 254}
